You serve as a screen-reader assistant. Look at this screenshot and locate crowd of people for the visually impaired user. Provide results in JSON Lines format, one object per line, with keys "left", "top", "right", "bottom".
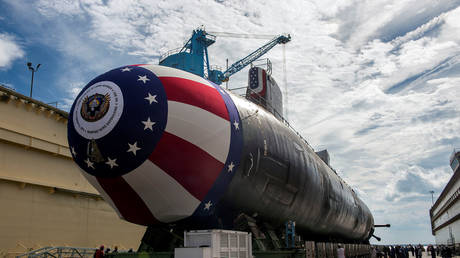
{"left": 368, "top": 244, "right": 455, "bottom": 258}
{"left": 93, "top": 245, "right": 133, "bottom": 257}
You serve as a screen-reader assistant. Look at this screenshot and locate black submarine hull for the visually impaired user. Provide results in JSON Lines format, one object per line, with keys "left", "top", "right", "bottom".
{"left": 219, "top": 94, "right": 374, "bottom": 242}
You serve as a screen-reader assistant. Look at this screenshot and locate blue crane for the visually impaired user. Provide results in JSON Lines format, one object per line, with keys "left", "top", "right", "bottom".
{"left": 159, "top": 28, "right": 291, "bottom": 85}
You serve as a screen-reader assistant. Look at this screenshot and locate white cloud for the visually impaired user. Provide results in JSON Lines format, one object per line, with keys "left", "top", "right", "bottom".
{"left": 61, "top": 81, "right": 85, "bottom": 111}
{"left": 0, "top": 33, "right": 24, "bottom": 69}
{"left": 36, "top": 0, "right": 84, "bottom": 17}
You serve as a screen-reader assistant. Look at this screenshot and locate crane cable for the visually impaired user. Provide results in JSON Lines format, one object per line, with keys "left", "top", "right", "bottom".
{"left": 283, "top": 44, "right": 289, "bottom": 121}
{"left": 207, "top": 31, "right": 275, "bottom": 39}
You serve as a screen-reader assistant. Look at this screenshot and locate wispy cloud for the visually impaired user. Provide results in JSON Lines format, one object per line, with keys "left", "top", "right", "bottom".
{"left": 0, "top": 33, "right": 24, "bottom": 69}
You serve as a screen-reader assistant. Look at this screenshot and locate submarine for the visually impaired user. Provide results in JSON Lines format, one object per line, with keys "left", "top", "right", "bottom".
{"left": 67, "top": 63, "right": 375, "bottom": 244}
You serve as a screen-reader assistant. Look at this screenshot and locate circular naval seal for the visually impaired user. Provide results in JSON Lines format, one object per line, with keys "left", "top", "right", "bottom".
{"left": 80, "top": 93, "right": 110, "bottom": 122}
{"left": 73, "top": 81, "right": 124, "bottom": 139}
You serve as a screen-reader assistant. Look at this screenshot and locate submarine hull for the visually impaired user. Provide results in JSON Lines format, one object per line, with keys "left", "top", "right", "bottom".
{"left": 222, "top": 94, "right": 374, "bottom": 241}
{"left": 67, "top": 64, "right": 374, "bottom": 243}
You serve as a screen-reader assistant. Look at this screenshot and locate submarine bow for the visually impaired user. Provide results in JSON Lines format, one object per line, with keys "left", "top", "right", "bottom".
{"left": 68, "top": 64, "right": 243, "bottom": 225}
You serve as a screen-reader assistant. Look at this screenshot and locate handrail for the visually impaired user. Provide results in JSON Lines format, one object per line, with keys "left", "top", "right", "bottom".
{"left": 16, "top": 247, "right": 52, "bottom": 257}
{"left": 159, "top": 47, "right": 182, "bottom": 63}
{"left": 16, "top": 246, "right": 97, "bottom": 258}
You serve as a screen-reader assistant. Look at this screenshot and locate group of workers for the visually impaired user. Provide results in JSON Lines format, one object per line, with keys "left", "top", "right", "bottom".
{"left": 93, "top": 245, "right": 134, "bottom": 257}
{"left": 368, "top": 244, "right": 454, "bottom": 258}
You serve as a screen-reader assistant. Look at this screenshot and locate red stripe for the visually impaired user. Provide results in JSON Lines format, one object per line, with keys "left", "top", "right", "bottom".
{"left": 97, "top": 177, "right": 158, "bottom": 226}
{"left": 159, "top": 77, "right": 229, "bottom": 120}
{"left": 149, "top": 132, "right": 224, "bottom": 200}
{"left": 261, "top": 69, "right": 267, "bottom": 97}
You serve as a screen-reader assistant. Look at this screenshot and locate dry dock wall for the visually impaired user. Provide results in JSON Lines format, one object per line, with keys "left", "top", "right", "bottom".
{"left": 0, "top": 86, "right": 145, "bottom": 257}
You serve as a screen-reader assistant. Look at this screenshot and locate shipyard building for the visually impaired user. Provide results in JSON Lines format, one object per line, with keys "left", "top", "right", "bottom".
{"left": 430, "top": 149, "right": 460, "bottom": 247}
{"left": 0, "top": 85, "right": 145, "bottom": 257}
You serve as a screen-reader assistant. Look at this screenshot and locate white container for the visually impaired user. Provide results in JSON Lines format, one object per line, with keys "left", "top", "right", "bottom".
{"left": 184, "top": 229, "right": 252, "bottom": 258}
{"left": 175, "top": 247, "right": 212, "bottom": 258}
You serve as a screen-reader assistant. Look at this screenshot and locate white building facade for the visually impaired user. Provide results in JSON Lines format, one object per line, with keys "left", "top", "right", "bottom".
{"left": 430, "top": 150, "right": 460, "bottom": 246}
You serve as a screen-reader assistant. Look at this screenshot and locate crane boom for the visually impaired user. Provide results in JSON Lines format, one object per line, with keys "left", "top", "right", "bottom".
{"left": 158, "top": 28, "right": 291, "bottom": 85}
{"left": 219, "top": 34, "right": 291, "bottom": 83}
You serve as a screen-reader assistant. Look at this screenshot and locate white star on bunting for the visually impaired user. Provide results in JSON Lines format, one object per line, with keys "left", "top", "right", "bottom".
{"left": 84, "top": 158, "right": 94, "bottom": 169}
{"left": 106, "top": 157, "right": 118, "bottom": 169}
{"left": 121, "top": 67, "right": 132, "bottom": 72}
{"left": 138, "top": 75, "right": 150, "bottom": 84}
{"left": 127, "top": 142, "right": 141, "bottom": 155}
{"left": 233, "top": 121, "right": 239, "bottom": 130}
{"left": 142, "top": 117, "right": 155, "bottom": 131}
{"left": 204, "top": 201, "right": 212, "bottom": 210}
{"left": 228, "top": 162, "right": 235, "bottom": 173}
{"left": 145, "top": 93, "right": 158, "bottom": 104}
{"left": 71, "top": 147, "right": 77, "bottom": 157}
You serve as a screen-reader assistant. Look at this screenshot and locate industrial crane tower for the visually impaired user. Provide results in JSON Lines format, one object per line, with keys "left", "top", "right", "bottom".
{"left": 159, "top": 28, "right": 291, "bottom": 85}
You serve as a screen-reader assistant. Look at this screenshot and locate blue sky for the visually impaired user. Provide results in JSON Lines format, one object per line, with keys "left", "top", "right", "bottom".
{"left": 1, "top": 0, "right": 460, "bottom": 244}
